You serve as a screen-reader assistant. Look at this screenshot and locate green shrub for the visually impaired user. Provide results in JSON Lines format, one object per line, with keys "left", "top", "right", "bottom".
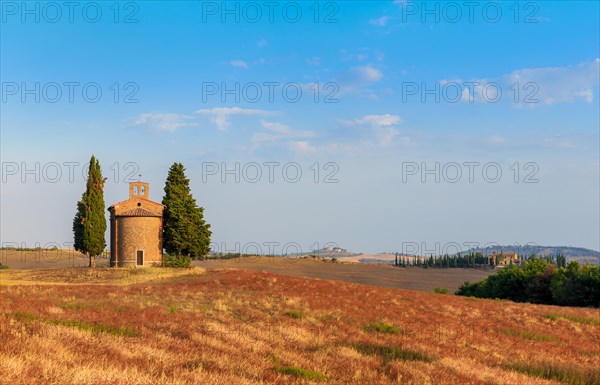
{"left": 433, "top": 287, "right": 449, "bottom": 294}
{"left": 163, "top": 254, "right": 191, "bottom": 268}
{"left": 14, "top": 312, "right": 37, "bottom": 324}
{"left": 284, "top": 310, "right": 303, "bottom": 319}
{"left": 364, "top": 321, "right": 399, "bottom": 334}
{"left": 167, "top": 305, "right": 178, "bottom": 314}
{"left": 0, "top": 263, "right": 8, "bottom": 270}
{"left": 275, "top": 366, "right": 327, "bottom": 380}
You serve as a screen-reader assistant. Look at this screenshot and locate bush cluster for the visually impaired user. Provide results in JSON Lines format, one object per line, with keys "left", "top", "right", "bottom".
{"left": 163, "top": 253, "right": 191, "bottom": 268}
{"left": 456, "top": 258, "right": 600, "bottom": 307}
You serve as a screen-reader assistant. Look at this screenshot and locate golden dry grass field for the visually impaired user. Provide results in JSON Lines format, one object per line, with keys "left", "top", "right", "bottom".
{"left": 1, "top": 267, "right": 599, "bottom": 385}
{"left": 0, "top": 249, "right": 108, "bottom": 269}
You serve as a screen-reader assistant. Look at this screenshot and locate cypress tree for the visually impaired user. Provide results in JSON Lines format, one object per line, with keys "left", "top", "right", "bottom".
{"left": 73, "top": 155, "right": 107, "bottom": 267}
{"left": 162, "top": 162, "right": 212, "bottom": 261}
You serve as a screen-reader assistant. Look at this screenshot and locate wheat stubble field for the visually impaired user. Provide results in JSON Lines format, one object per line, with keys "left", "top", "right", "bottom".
{"left": 1, "top": 267, "right": 599, "bottom": 385}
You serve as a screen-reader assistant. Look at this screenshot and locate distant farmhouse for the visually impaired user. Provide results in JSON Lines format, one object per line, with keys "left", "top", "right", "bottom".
{"left": 491, "top": 252, "right": 520, "bottom": 267}
{"left": 323, "top": 245, "right": 347, "bottom": 253}
{"left": 108, "top": 182, "right": 164, "bottom": 267}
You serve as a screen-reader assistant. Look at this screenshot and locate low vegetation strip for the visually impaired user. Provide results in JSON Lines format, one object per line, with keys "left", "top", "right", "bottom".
{"left": 49, "top": 319, "right": 142, "bottom": 337}
{"left": 13, "top": 311, "right": 141, "bottom": 337}
{"left": 544, "top": 313, "right": 600, "bottom": 326}
{"left": 353, "top": 343, "right": 433, "bottom": 363}
{"left": 504, "top": 361, "right": 600, "bottom": 385}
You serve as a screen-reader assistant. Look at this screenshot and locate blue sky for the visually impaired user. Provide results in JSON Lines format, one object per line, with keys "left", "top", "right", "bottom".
{"left": 1, "top": 1, "right": 599, "bottom": 255}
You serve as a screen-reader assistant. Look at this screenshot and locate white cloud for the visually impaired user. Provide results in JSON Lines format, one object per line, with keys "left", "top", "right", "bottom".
{"left": 291, "top": 114, "right": 407, "bottom": 156}
{"left": 352, "top": 114, "right": 402, "bottom": 127}
{"left": 132, "top": 113, "right": 194, "bottom": 132}
{"left": 369, "top": 16, "right": 390, "bottom": 26}
{"left": 229, "top": 59, "right": 249, "bottom": 69}
{"left": 257, "top": 38, "right": 267, "bottom": 48}
{"left": 196, "top": 107, "right": 276, "bottom": 131}
{"left": 337, "top": 64, "right": 384, "bottom": 98}
{"left": 251, "top": 132, "right": 279, "bottom": 145}
{"left": 253, "top": 120, "right": 315, "bottom": 149}
{"left": 351, "top": 65, "right": 383, "bottom": 83}
{"left": 504, "top": 58, "right": 599, "bottom": 105}
{"left": 441, "top": 59, "right": 600, "bottom": 106}
{"left": 376, "top": 127, "right": 401, "bottom": 146}
{"left": 290, "top": 141, "right": 318, "bottom": 154}
{"left": 349, "top": 114, "right": 403, "bottom": 147}
{"left": 260, "top": 120, "right": 293, "bottom": 135}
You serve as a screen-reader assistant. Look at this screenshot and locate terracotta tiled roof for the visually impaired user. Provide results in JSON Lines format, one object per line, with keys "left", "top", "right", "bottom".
{"left": 118, "top": 207, "right": 162, "bottom": 217}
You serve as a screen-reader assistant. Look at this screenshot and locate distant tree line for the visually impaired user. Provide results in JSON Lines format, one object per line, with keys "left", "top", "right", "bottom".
{"left": 205, "top": 253, "right": 260, "bottom": 260}
{"left": 393, "top": 252, "right": 568, "bottom": 269}
{"left": 456, "top": 257, "right": 600, "bottom": 307}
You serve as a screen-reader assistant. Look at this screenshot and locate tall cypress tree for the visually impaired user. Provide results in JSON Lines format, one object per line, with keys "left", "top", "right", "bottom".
{"left": 162, "top": 162, "right": 212, "bottom": 260}
{"left": 73, "top": 156, "right": 107, "bottom": 267}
